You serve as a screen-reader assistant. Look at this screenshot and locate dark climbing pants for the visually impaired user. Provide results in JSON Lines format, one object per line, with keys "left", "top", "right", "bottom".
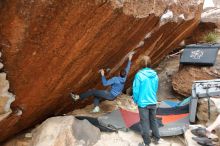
{"left": 138, "top": 105, "right": 160, "bottom": 145}
{"left": 79, "top": 89, "right": 115, "bottom": 106}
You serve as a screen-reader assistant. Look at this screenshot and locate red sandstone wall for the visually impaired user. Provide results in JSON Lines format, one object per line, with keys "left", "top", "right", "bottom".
{"left": 0, "top": 0, "right": 203, "bottom": 141}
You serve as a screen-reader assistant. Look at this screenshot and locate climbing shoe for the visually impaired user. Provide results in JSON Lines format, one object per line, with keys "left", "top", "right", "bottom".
{"left": 70, "top": 93, "right": 80, "bottom": 101}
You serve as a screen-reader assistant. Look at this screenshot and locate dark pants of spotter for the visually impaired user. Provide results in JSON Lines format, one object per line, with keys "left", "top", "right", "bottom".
{"left": 138, "top": 105, "right": 160, "bottom": 145}
{"left": 79, "top": 89, "right": 115, "bottom": 106}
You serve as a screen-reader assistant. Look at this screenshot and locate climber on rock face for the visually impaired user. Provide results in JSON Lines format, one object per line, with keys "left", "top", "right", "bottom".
{"left": 70, "top": 52, "right": 134, "bottom": 113}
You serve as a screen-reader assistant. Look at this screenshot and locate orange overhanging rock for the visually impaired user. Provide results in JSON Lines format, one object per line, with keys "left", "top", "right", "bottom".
{"left": 0, "top": 0, "right": 203, "bottom": 142}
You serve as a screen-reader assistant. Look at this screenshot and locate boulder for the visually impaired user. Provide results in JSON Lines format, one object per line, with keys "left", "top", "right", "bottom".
{"left": 0, "top": 0, "right": 203, "bottom": 141}
{"left": 185, "top": 2, "right": 220, "bottom": 44}
{"left": 185, "top": 22, "right": 218, "bottom": 44}
{"left": 202, "top": 7, "right": 220, "bottom": 28}
{"left": 157, "top": 55, "right": 181, "bottom": 100}
{"left": 3, "top": 127, "right": 185, "bottom": 146}
{"left": 197, "top": 98, "right": 220, "bottom": 124}
{"left": 172, "top": 54, "right": 220, "bottom": 97}
{"left": 31, "top": 116, "right": 101, "bottom": 146}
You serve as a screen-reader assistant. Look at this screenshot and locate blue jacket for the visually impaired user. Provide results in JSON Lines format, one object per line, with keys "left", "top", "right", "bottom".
{"left": 132, "top": 67, "right": 159, "bottom": 108}
{"left": 101, "top": 60, "right": 131, "bottom": 97}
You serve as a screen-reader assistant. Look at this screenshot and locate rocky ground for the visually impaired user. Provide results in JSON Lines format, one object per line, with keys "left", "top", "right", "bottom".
{"left": 3, "top": 94, "right": 186, "bottom": 146}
